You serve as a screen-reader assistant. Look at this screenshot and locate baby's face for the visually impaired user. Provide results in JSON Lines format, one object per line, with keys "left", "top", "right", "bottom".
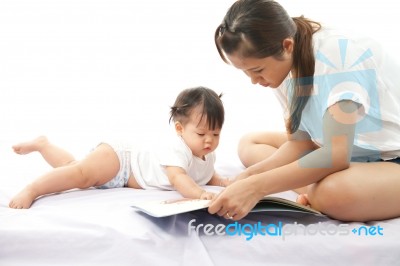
{"left": 179, "top": 111, "right": 221, "bottom": 159}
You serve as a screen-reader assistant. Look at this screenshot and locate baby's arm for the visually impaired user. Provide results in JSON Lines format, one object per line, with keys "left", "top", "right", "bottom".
{"left": 166, "top": 166, "right": 216, "bottom": 199}
{"left": 207, "top": 172, "right": 232, "bottom": 187}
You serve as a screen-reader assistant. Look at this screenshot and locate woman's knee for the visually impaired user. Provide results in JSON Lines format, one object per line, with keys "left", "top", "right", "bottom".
{"left": 237, "top": 133, "right": 260, "bottom": 167}
{"left": 237, "top": 133, "right": 254, "bottom": 156}
{"left": 237, "top": 131, "right": 286, "bottom": 167}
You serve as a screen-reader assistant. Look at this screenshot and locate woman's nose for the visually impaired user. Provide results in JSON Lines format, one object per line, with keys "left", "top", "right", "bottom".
{"left": 246, "top": 71, "right": 260, "bottom": 85}
{"left": 250, "top": 76, "right": 259, "bottom": 85}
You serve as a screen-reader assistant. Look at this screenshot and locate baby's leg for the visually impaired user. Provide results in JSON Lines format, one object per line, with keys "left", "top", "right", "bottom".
{"left": 12, "top": 136, "right": 75, "bottom": 168}
{"left": 9, "top": 143, "right": 120, "bottom": 209}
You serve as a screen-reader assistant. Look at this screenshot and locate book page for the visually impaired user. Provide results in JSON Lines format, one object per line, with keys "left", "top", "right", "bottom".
{"left": 253, "top": 197, "right": 324, "bottom": 215}
{"left": 131, "top": 198, "right": 210, "bottom": 217}
{"left": 131, "top": 196, "right": 324, "bottom": 217}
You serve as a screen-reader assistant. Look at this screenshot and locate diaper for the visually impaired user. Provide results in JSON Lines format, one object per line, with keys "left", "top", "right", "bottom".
{"left": 96, "top": 141, "right": 133, "bottom": 189}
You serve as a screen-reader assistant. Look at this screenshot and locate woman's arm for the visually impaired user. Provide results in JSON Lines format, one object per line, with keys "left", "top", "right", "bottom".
{"left": 236, "top": 130, "right": 317, "bottom": 181}
{"left": 253, "top": 100, "right": 359, "bottom": 194}
{"left": 209, "top": 100, "right": 360, "bottom": 219}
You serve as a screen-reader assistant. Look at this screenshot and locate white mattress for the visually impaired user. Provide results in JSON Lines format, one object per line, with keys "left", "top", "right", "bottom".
{"left": 1, "top": 145, "right": 400, "bottom": 265}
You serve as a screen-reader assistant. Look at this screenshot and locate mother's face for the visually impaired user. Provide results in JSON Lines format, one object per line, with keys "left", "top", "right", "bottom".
{"left": 225, "top": 38, "right": 294, "bottom": 89}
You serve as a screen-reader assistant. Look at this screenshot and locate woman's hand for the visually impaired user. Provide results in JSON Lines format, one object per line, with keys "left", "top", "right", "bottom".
{"left": 207, "top": 178, "right": 265, "bottom": 220}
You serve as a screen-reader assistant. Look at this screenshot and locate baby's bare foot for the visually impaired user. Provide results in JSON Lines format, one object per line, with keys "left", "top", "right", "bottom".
{"left": 9, "top": 187, "right": 37, "bottom": 209}
{"left": 12, "top": 136, "right": 49, "bottom": 155}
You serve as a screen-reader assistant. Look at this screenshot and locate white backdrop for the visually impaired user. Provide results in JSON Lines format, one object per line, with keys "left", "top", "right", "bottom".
{"left": 0, "top": 0, "right": 399, "bottom": 161}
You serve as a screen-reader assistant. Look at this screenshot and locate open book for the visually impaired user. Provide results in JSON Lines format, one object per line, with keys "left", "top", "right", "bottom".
{"left": 131, "top": 196, "right": 325, "bottom": 218}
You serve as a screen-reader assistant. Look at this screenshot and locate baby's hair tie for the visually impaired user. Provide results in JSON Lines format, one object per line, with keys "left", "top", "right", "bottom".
{"left": 219, "top": 25, "right": 226, "bottom": 36}
{"left": 171, "top": 103, "right": 189, "bottom": 113}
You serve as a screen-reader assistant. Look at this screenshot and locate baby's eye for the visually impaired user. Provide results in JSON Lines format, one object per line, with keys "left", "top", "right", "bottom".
{"left": 197, "top": 133, "right": 205, "bottom": 136}
{"left": 213, "top": 133, "right": 220, "bottom": 137}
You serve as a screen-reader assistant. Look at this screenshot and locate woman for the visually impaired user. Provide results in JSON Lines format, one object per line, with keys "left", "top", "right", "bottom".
{"left": 208, "top": 0, "right": 400, "bottom": 222}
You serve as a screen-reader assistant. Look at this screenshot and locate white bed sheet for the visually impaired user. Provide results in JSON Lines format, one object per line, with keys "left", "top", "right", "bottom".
{"left": 1, "top": 146, "right": 400, "bottom": 266}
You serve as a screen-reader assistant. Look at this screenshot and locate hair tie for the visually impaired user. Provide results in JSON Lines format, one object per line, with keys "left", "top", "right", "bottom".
{"left": 219, "top": 25, "right": 226, "bottom": 36}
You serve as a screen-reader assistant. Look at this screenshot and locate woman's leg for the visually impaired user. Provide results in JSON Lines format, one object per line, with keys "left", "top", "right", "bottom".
{"left": 306, "top": 161, "right": 400, "bottom": 221}
{"left": 238, "top": 131, "right": 312, "bottom": 194}
{"left": 237, "top": 131, "right": 287, "bottom": 167}
{"left": 12, "top": 136, "right": 75, "bottom": 168}
{"left": 9, "top": 143, "right": 120, "bottom": 209}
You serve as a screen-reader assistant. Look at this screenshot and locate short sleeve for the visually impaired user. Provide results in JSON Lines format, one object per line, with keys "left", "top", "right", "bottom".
{"left": 326, "top": 81, "right": 368, "bottom": 115}
{"left": 157, "top": 136, "right": 192, "bottom": 171}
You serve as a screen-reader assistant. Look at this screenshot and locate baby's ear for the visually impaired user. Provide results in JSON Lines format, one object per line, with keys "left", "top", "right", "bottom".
{"left": 174, "top": 121, "right": 184, "bottom": 135}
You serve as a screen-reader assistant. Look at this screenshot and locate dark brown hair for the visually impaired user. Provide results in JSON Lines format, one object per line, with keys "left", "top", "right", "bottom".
{"left": 215, "top": 0, "right": 320, "bottom": 133}
{"left": 169, "top": 86, "right": 224, "bottom": 130}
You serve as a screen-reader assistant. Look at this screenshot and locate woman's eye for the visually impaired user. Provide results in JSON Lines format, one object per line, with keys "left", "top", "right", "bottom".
{"left": 254, "top": 69, "right": 263, "bottom": 73}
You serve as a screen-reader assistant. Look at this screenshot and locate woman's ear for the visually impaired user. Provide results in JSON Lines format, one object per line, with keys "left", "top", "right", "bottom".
{"left": 175, "top": 121, "right": 184, "bottom": 136}
{"left": 282, "top": 38, "right": 294, "bottom": 54}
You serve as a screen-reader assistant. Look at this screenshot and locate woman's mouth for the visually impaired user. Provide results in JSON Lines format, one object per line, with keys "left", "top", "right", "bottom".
{"left": 259, "top": 83, "right": 270, "bottom": 87}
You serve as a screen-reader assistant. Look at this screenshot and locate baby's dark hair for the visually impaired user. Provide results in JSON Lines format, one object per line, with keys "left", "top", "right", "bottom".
{"left": 169, "top": 86, "right": 224, "bottom": 130}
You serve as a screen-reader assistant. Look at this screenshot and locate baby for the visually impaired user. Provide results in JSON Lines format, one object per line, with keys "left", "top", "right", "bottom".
{"left": 9, "top": 86, "right": 230, "bottom": 209}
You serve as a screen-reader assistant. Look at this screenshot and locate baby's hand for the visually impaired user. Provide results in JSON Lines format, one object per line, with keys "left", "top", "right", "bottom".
{"left": 200, "top": 191, "right": 216, "bottom": 200}
{"left": 220, "top": 178, "right": 233, "bottom": 187}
